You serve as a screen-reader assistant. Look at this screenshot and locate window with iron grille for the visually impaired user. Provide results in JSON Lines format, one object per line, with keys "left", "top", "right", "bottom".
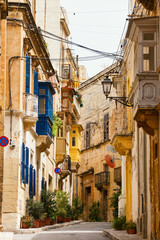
{"left": 104, "top": 114, "right": 109, "bottom": 141}
{"left": 86, "top": 123, "right": 91, "bottom": 148}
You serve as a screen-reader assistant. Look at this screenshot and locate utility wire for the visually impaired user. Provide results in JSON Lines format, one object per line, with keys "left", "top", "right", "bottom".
{"left": 8, "top": 18, "right": 123, "bottom": 60}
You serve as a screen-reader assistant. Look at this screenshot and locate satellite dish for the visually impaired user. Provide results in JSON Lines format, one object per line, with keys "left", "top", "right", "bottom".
{"left": 105, "top": 154, "right": 115, "bottom": 168}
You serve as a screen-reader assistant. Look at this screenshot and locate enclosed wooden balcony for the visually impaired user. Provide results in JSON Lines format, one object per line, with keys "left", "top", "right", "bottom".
{"left": 23, "top": 93, "right": 38, "bottom": 131}
{"left": 56, "top": 137, "right": 66, "bottom": 165}
{"left": 60, "top": 156, "right": 71, "bottom": 179}
{"left": 95, "top": 171, "right": 110, "bottom": 190}
{"left": 114, "top": 167, "right": 121, "bottom": 186}
{"left": 61, "top": 64, "right": 73, "bottom": 81}
{"left": 137, "top": 0, "right": 154, "bottom": 11}
{"left": 132, "top": 73, "right": 159, "bottom": 136}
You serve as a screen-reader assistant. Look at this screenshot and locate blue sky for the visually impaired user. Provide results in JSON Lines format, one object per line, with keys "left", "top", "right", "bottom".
{"left": 61, "top": 0, "right": 129, "bottom": 78}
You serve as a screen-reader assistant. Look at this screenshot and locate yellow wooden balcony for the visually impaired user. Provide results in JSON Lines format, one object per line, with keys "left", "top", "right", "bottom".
{"left": 56, "top": 137, "right": 66, "bottom": 165}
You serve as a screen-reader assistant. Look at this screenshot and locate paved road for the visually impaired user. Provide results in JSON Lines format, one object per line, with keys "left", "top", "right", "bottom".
{"left": 32, "top": 222, "right": 112, "bottom": 240}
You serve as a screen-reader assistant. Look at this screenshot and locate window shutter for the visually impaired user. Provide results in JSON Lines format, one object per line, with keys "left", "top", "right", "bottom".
{"left": 86, "top": 123, "right": 91, "bottom": 148}
{"left": 34, "top": 71, "right": 39, "bottom": 96}
{"left": 104, "top": 114, "right": 109, "bottom": 141}
{"left": 22, "top": 142, "right": 25, "bottom": 183}
{"left": 42, "top": 177, "right": 44, "bottom": 190}
{"left": 33, "top": 169, "right": 36, "bottom": 196}
{"left": 29, "top": 165, "right": 33, "bottom": 198}
{"left": 25, "top": 55, "right": 31, "bottom": 93}
{"left": 45, "top": 180, "right": 47, "bottom": 190}
{"left": 25, "top": 147, "right": 29, "bottom": 184}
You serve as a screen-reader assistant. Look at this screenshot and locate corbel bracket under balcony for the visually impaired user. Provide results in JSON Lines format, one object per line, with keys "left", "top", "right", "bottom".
{"left": 23, "top": 116, "right": 38, "bottom": 132}
{"left": 71, "top": 161, "right": 80, "bottom": 173}
{"left": 111, "top": 134, "right": 132, "bottom": 156}
{"left": 134, "top": 110, "right": 158, "bottom": 136}
{"left": 36, "top": 135, "right": 52, "bottom": 152}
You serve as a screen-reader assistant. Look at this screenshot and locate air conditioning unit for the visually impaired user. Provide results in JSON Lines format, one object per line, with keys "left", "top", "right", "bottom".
{"left": 9, "top": 139, "right": 16, "bottom": 150}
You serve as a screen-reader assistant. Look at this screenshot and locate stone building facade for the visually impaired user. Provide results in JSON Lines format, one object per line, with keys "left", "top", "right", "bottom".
{"left": 78, "top": 64, "right": 122, "bottom": 222}
{"left": 109, "top": 1, "right": 160, "bottom": 239}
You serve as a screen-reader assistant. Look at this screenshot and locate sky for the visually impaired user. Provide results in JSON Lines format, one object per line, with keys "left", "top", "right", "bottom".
{"left": 60, "top": 0, "right": 129, "bottom": 78}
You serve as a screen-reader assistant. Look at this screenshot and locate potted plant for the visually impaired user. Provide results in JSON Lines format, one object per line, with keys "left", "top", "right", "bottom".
{"left": 89, "top": 201, "right": 100, "bottom": 222}
{"left": 72, "top": 196, "right": 83, "bottom": 220}
{"left": 26, "top": 199, "right": 44, "bottom": 228}
{"left": 55, "top": 190, "right": 69, "bottom": 223}
{"left": 65, "top": 204, "right": 72, "bottom": 222}
{"left": 40, "top": 213, "right": 47, "bottom": 227}
{"left": 21, "top": 216, "right": 34, "bottom": 229}
{"left": 126, "top": 221, "right": 136, "bottom": 234}
{"left": 41, "top": 189, "right": 57, "bottom": 225}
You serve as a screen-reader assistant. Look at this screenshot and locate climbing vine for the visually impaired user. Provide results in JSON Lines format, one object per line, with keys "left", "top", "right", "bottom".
{"left": 52, "top": 112, "right": 62, "bottom": 137}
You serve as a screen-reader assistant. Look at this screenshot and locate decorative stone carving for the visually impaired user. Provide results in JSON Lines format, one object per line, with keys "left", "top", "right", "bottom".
{"left": 111, "top": 134, "right": 132, "bottom": 156}
{"left": 134, "top": 73, "right": 159, "bottom": 111}
{"left": 133, "top": 73, "right": 159, "bottom": 136}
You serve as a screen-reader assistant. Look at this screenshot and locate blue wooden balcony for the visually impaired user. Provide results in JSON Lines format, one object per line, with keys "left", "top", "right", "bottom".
{"left": 36, "top": 117, "right": 52, "bottom": 139}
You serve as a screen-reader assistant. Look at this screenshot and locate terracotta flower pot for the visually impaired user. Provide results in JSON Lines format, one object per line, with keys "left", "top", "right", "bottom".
{"left": 45, "top": 217, "right": 51, "bottom": 225}
{"left": 39, "top": 220, "right": 45, "bottom": 227}
{"left": 65, "top": 217, "right": 71, "bottom": 222}
{"left": 129, "top": 228, "right": 136, "bottom": 234}
{"left": 22, "top": 222, "right": 29, "bottom": 229}
{"left": 51, "top": 219, "right": 56, "bottom": 225}
{"left": 57, "top": 216, "right": 64, "bottom": 223}
{"left": 32, "top": 219, "right": 41, "bottom": 228}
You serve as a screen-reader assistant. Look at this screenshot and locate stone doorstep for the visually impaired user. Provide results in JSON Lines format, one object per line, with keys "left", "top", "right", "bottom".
{"left": 103, "top": 229, "right": 143, "bottom": 240}
{"left": 15, "top": 220, "right": 83, "bottom": 234}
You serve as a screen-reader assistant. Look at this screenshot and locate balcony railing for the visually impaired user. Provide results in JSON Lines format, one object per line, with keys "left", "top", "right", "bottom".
{"left": 62, "top": 64, "right": 73, "bottom": 80}
{"left": 95, "top": 171, "right": 110, "bottom": 188}
{"left": 114, "top": 167, "right": 121, "bottom": 186}
{"left": 24, "top": 93, "right": 38, "bottom": 118}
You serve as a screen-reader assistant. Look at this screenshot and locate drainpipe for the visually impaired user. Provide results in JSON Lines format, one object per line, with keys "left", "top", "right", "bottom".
{"left": 8, "top": 56, "right": 19, "bottom": 138}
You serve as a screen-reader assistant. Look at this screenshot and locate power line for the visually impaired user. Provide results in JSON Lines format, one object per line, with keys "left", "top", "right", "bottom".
{"left": 8, "top": 18, "right": 123, "bottom": 60}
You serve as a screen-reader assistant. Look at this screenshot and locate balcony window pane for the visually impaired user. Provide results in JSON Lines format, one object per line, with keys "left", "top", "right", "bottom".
{"left": 143, "top": 33, "right": 154, "bottom": 41}
{"left": 39, "top": 98, "right": 45, "bottom": 114}
{"left": 39, "top": 89, "right": 46, "bottom": 95}
{"left": 143, "top": 46, "right": 154, "bottom": 71}
{"left": 72, "top": 137, "right": 76, "bottom": 146}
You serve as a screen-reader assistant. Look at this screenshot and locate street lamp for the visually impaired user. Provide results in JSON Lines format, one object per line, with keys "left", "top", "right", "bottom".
{"left": 101, "top": 76, "right": 133, "bottom": 107}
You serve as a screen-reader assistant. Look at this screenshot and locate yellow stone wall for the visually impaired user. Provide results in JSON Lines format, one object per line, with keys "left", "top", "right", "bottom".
{"left": 78, "top": 143, "right": 121, "bottom": 222}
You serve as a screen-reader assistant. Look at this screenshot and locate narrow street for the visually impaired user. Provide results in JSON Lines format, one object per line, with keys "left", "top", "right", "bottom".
{"left": 31, "top": 222, "right": 112, "bottom": 240}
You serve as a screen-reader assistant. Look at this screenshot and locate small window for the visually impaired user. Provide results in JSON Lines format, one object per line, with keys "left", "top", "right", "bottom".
{"left": 73, "top": 130, "right": 76, "bottom": 134}
{"left": 39, "top": 89, "right": 46, "bottom": 95}
{"left": 86, "top": 123, "right": 91, "bottom": 148}
{"left": 63, "top": 92, "right": 68, "bottom": 97}
{"left": 39, "top": 98, "right": 45, "bottom": 114}
{"left": 143, "top": 33, "right": 154, "bottom": 41}
{"left": 143, "top": 46, "right": 154, "bottom": 71}
{"left": 72, "top": 137, "right": 76, "bottom": 146}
